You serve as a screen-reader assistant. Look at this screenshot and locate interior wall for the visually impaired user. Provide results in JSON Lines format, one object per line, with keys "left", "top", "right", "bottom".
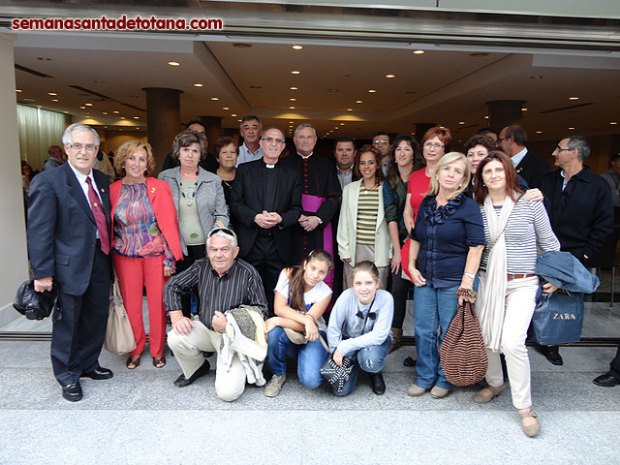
{"left": 0, "top": 34, "right": 29, "bottom": 321}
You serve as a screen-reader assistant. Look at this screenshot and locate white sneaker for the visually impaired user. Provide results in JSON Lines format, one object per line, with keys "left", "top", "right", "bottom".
{"left": 264, "top": 374, "right": 286, "bottom": 397}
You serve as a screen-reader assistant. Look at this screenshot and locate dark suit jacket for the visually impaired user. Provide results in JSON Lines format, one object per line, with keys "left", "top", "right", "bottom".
{"left": 230, "top": 159, "right": 302, "bottom": 262}
{"left": 541, "top": 168, "right": 614, "bottom": 266}
{"left": 515, "top": 150, "right": 550, "bottom": 189}
{"left": 27, "top": 163, "right": 111, "bottom": 296}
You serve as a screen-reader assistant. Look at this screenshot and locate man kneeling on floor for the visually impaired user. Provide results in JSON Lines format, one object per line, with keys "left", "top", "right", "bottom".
{"left": 164, "top": 228, "right": 269, "bottom": 401}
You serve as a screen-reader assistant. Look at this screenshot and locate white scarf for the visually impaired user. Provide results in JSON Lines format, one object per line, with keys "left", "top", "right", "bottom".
{"left": 476, "top": 195, "right": 514, "bottom": 352}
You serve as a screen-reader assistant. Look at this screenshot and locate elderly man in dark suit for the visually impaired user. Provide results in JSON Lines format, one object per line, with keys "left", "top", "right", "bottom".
{"left": 28, "top": 123, "right": 113, "bottom": 402}
{"left": 231, "top": 126, "right": 302, "bottom": 310}
{"left": 499, "top": 124, "right": 549, "bottom": 188}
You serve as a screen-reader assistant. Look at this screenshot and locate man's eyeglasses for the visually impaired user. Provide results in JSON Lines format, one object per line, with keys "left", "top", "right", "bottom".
{"left": 261, "top": 136, "right": 285, "bottom": 144}
{"left": 554, "top": 146, "right": 573, "bottom": 153}
{"left": 373, "top": 140, "right": 389, "bottom": 146}
{"left": 67, "top": 143, "right": 97, "bottom": 153}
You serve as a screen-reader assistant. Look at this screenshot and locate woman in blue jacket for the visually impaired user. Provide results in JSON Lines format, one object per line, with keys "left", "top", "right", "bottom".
{"left": 407, "top": 152, "right": 485, "bottom": 399}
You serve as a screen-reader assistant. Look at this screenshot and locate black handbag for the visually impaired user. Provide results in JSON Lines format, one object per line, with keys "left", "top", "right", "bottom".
{"left": 319, "top": 356, "right": 356, "bottom": 394}
{"left": 13, "top": 280, "right": 58, "bottom": 320}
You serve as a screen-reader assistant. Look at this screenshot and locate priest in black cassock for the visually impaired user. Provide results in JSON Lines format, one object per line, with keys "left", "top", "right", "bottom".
{"left": 280, "top": 123, "right": 342, "bottom": 289}
{"left": 231, "top": 126, "right": 302, "bottom": 310}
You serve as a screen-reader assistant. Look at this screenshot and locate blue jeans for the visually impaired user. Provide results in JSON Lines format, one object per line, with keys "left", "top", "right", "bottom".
{"left": 413, "top": 284, "right": 459, "bottom": 390}
{"left": 332, "top": 336, "right": 391, "bottom": 397}
{"left": 267, "top": 327, "right": 329, "bottom": 388}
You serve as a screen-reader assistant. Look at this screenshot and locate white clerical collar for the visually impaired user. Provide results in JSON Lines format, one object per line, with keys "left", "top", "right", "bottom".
{"left": 298, "top": 152, "right": 313, "bottom": 160}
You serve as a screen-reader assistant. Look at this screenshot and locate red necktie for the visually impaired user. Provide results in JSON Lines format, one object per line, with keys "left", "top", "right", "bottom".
{"left": 85, "top": 177, "right": 110, "bottom": 254}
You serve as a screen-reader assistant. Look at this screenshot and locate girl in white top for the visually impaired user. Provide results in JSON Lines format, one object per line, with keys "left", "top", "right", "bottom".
{"left": 264, "top": 250, "right": 333, "bottom": 397}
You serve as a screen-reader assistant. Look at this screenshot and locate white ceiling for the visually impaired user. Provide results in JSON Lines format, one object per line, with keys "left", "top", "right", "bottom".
{"left": 9, "top": 6, "right": 620, "bottom": 144}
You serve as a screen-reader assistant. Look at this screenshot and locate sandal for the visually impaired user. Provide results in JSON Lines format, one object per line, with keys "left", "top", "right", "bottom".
{"left": 152, "top": 356, "right": 166, "bottom": 368}
{"left": 126, "top": 356, "right": 141, "bottom": 370}
{"left": 518, "top": 408, "right": 540, "bottom": 437}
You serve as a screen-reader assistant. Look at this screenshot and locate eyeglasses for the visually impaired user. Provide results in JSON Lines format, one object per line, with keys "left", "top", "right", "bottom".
{"left": 67, "top": 143, "right": 97, "bottom": 152}
{"left": 554, "top": 146, "right": 573, "bottom": 152}
{"left": 424, "top": 142, "right": 444, "bottom": 149}
{"left": 373, "top": 140, "right": 389, "bottom": 146}
{"left": 261, "top": 136, "right": 285, "bottom": 144}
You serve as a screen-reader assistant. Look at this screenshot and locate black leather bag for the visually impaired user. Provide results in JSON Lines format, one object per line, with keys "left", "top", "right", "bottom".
{"left": 319, "top": 356, "right": 356, "bottom": 394}
{"left": 13, "top": 280, "right": 58, "bottom": 320}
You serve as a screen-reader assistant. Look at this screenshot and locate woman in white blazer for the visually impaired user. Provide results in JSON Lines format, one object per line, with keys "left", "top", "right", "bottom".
{"left": 337, "top": 144, "right": 390, "bottom": 290}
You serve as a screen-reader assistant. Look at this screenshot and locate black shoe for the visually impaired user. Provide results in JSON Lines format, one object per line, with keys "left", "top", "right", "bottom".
{"left": 370, "top": 372, "right": 386, "bottom": 395}
{"left": 540, "top": 345, "right": 563, "bottom": 366}
{"left": 81, "top": 366, "right": 114, "bottom": 380}
{"left": 174, "top": 360, "right": 210, "bottom": 388}
{"left": 403, "top": 356, "right": 416, "bottom": 367}
{"left": 62, "top": 382, "right": 83, "bottom": 402}
{"left": 593, "top": 372, "right": 620, "bottom": 387}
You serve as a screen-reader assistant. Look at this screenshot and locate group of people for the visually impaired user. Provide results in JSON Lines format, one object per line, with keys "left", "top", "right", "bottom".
{"left": 26, "top": 118, "right": 617, "bottom": 439}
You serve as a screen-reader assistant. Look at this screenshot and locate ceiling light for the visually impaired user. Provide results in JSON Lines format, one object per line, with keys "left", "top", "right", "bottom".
{"left": 133, "top": 116, "right": 140, "bottom": 120}
{"left": 85, "top": 103, "right": 93, "bottom": 107}
{"left": 340, "top": 123, "right": 345, "bottom": 126}
{"left": 194, "top": 83, "right": 204, "bottom": 87}
{"left": 102, "top": 111, "right": 108, "bottom": 115}
{"left": 210, "top": 97, "right": 219, "bottom": 101}
{"left": 569, "top": 96, "right": 579, "bottom": 100}
{"left": 48, "top": 92, "right": 58, "bottom": 96}
{"left": 51, "top": 98, "right": 59, "bottom": 102}
{"left": 458, "top": 121, "right": 465, "bottom": 125}
{"left": 292, "top": 45, "right": 303, "bottom": 50}
{"left": 568, "top": 127, "right": 575, "bottom": 130}
{"left": 385, "top": 74, "right": 395, "bottom": 79}
{"left": 231, "top": 113, "right": 237, "bottom": 117}
{"left": 347, "top": 108, "right": 353, "bottom": 112}
{"left": 16, "top": 89, "right": 22, "bottom": 93}
{"left": 113, "top": 110, "right": 120, "bottom": 114}
{"left": 484, "top": 116, "right": 489, "bottom": 119}
{"left": 610, "top": 122, "right": 618, "bottom": 125}
{"left": 413, "top": 50, "right": 425, "bottom": 55}
{"left": 355, "top": 100, "right": 363, "bottom": 104}
{"left": 521, "top": 107, "right": 528, "bottom": 111}
{"left": 289, "top": 98, "right": 296, "bottom": 102}
{"left": 80, "top": 106, "right": 86, "bottom": 109}
{"left": 536, "top": 130, "right": 543, "bottom": 134}
{"left": 290, "top": 86, "right": 298, "bottom": 90}
{"left": 368, "top": 89, "right": 377, "bottom": 93}
{"left": 291, "top": 70, "right": 300, "bottom": 75}
{"left": 289, "top": 106, "right": 295, "bottom": 110}
{"left": 167, "top": 61, "right": 180, "bottom": 66}
{"left": 222, "top": 106, "right": 230, "bottom": 110}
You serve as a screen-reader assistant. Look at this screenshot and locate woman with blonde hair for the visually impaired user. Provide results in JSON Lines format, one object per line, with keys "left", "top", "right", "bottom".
{"left": 111, "top": 140, "right": 183, "bottom": 369}
{"left": 407, "top": 152, "right": 485, "bottom": 399}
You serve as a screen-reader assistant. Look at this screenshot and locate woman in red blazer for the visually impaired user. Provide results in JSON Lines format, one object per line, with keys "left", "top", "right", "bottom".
{"left": 111, "top": 141, "right": 182, "bottom": 369}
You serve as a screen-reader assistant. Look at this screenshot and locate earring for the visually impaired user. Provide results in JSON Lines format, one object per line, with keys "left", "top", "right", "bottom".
{"left": 435, "top": 176, "right": 439, "bottom": 180}
{"left": 482, "top": 183, "right": 486, "bottom": 187}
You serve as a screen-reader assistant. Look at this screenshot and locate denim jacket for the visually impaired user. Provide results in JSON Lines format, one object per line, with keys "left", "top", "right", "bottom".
{"left": 536, "top": 251, "right": 600, "bottom": 293}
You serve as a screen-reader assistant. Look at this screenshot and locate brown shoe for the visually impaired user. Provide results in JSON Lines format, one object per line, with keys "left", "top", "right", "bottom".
{"left": 473, "top": 384, "right": 505, "bottom": 404}
{"left": 518, "top": 409, "right": 540, "bottom": 437}
{"left": 126, "top": 356, "right": 141, "bottom": 370}
{"left": 152, "top": 356, "right": 166, "bottom": 368}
